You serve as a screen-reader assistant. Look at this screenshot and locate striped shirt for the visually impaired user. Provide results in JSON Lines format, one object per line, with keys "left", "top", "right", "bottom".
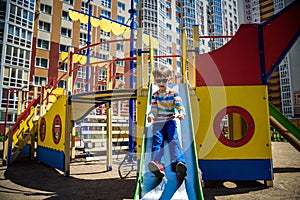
{"left": 148, "top": 88, "right": 185, "bottom": 119}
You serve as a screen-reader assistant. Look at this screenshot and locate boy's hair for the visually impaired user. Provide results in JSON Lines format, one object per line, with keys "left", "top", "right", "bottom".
{"left": 152, "top": 66, "right": 172, "bottom": 78}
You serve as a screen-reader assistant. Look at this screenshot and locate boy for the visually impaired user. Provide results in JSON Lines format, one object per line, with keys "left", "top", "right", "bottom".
{"left": 147, "top": 66, "right": 187, "bottom": 179}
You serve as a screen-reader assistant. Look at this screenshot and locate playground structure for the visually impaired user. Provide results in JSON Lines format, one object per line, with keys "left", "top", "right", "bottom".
{"left": 1, "top": 1, "right": 300, "bottom": 199}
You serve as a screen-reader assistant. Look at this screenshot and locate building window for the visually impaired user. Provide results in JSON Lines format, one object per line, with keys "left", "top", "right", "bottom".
{"left": 58, "top": 80, "right": 66, "bottom": 88}
{"left": 116, "top": 61, "right": 124, "bottom": 66}
{"left": 62, "top": 10, "right": 71, "bottom": 21}
{"left": 60, "top": 44, "right": 68, "bottom": 52}
{"left": 77, "top": 68, "right": 86, "bottom": 78}
{"left": 40, "top": 3, "right": 52, "bottom": 15}
{"left": 80, "top": 32, "right": 87, "bottom": 45}
{"left": 167, "top": 13, "right": 171, "bottom": 19}
{"left": 81, "top": 1, "right": 89, "bottom": 13}
{"left": 80, "top": 23, "right": 88, "bottom": 30}
{"left": 166, "top": 34, "right": 172, "bottom": 42}
{"left": 98, "top": 70, "right": 106, "bottom": 80}
{"left": 102, "top": 0, "right": 111, "bottom": 8}
{"left": 116, "top": 73, "right": 124, "bottom": 81}
{"left": 167, "top": 46, "right": 172, "bottom": 53}
{"left": 37, "top": 39, "right": 49, "bottom": 50}
{"left": 61, "top": 27, "right": 72, "bottom": 38}
{"left": 166, "top": 23, "right": 172, "bottom": 30}
{"left": 36, "top": 57, "right": 48, "bottom": 69}
{"left": 118, "top": 2, "right": 125, "bottom": 11}
{"left": 101, "top": 30, "right": 110, "bottom": 37}
{"left": 117, "top": 16, "right": 125, "bottom": 23}
{"left": 62, "top": 0, "right": 74, "bottom": 5}
{"left": 58, "top": 62, "right": 68, "bottom": 72}
{"left": 100, "top": 38, "right": 109, "bottom": 51}
{"left": 101, "top": 10, "right": 111, "bottom": 18}
{"left": 116, "top": 43, "right": 124, "bottom": 51}
{"left": 34, "top": 76, "right": 47, "bottom": 86}
{"left": 38, "top": 21, "right": 51, "bottom": 32}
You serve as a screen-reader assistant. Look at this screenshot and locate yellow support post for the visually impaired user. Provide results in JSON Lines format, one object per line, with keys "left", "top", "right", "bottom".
{"left": 2, "top": 127, "right": 11, "bottom": 165}
{"left": 17, "top": 90, "right": 22, "bottom": 116}
{"left": 64, "top": 46, "right": 74, "bottom": 176}
{"left": 66, "top": 47, "right": 74, "bottom": 94}
{"left": 191, "top": 25, "right": 199, "bottom": 88}
{"left": 136, "top": 28, "right": 143, "bottom": 97}
{"left": 106, "top": 62, "right": 113, "bottom": 170}
{"left": 106, "top": 102, "right": 112, "bottom": 171}
{"left": 149, "top": 31, "right": 154, "bottom": 84}
{"left": 71, "top": 126, "right": 76, "bottom": 160}
{"left": 65, "top": 97, "right": 71, "bottom": 176}
{"left": 40, "top": 82, "right": 47, "bottom": 116}
{"left": 33, "top": 87, "right": 38, "bottom": 120}
{"left": 182, "top": 30, "right": 187, "bottom": 84}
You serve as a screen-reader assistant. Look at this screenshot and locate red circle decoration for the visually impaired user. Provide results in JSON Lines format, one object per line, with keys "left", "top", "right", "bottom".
{"left": 213, "top": 106, "right": 255, "bottom": 147}
{"left": 52, "top": 115, "right": 62, "bottom": 145}
{"left": 40, "top": 117, "right": 46, "bottom": 142}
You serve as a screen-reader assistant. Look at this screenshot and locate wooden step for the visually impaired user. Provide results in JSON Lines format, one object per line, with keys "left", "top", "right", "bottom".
{"left": 81, "top": 130, "right": 129, "bottom": 135}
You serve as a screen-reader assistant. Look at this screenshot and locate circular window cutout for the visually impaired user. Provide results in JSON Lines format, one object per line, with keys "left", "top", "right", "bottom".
{"left": 40, "top": 117, "right": 46, "bottom": 142}
{"left": 213, "top": 106, "right": 255, "bottom": 147}
{"left": 52, "top": 115, "right": 62, "bottom": 145}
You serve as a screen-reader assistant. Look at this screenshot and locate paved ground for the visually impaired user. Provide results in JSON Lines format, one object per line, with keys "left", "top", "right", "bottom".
{"left": 0, "top": 142, "right": 299, "bottom": 200}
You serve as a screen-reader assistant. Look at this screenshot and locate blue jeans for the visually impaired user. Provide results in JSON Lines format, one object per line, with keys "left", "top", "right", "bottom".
{"left": 151, "top": 119, "right": 186, "bottom": 171}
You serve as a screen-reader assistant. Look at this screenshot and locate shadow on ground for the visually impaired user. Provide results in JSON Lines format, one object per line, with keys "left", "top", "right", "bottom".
{"left": 2, "top": 156, "right": 136, "bottom": 200}
{"left": 203, "top": 180, "right": 267, "bottom": 200}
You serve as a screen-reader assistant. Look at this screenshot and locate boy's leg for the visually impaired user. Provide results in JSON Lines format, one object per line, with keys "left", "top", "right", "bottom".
{"left": 165, "top": 120, "right": 186, "bottom": 164}
{"left": 151, "top": 126, "right": 164, "bottom": 162}
{"left": 165, "top": 120, "right": 187, "bottom": 178}
{"left": 148, "top": 161, "right": 165, "bottom": 178}
{"left": 149, "top": 123, "right": 165, "bottom": 178}
{"left": 176, "top": 162, "right": 187, "bottom": 179}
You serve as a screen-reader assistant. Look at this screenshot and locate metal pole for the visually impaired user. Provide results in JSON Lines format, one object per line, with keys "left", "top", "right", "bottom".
{"left": 4, "top": 89, "right": 11, "bottom": 131}
{"left": 85, "top": 0, "right": 92, "bottom": 92}
{"left": 128, "top": 0, "right": 136, "bottom": 162}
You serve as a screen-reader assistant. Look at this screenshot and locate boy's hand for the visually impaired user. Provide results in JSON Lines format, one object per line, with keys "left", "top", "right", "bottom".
{"left": 147, "top": 116, "right": 154, "bottom": 123}
{"left": 177, "top": 113, "right": 185, "bottom": 120}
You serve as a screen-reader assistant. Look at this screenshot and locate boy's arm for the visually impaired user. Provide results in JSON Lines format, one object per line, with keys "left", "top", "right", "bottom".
{"left": 174, "top": 93, "right": 185, "bottom": 117}
{"left": 148, "top": 94, "right": 158, "bottom": 120}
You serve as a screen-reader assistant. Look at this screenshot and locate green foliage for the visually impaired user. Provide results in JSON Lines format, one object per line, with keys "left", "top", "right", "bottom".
{"left": 270, "top": 126, "right": 287, "bottom": 142}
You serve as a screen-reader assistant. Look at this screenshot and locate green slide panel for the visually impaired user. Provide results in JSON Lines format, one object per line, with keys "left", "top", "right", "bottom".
{"left": 269, "top": 102, "right": 300, "bottom": 151}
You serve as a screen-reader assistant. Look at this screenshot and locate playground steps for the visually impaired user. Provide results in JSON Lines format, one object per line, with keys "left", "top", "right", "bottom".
{"left": 85, "top": 153, "right": 127, "bottom": 162}
{"left": 11, "top": 133, "right": 31, "bottom": 162}
{"left": 79, "top": 115, "right": 130, "bottom": 161}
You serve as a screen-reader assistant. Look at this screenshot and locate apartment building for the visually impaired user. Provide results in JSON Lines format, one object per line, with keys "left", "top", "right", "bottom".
{"left": 0, "top": 0, "right": 135, "bottom": 132}
{"left": 138, "top": 0, "right": 240, "bottom": 77}
{"left": 208, "top": 0, "right": 240, "bottom": 50}
{"left": 240, "top": 0, "right": 299, "bottom": 119}
{"left": 0, "top": 0, "right": 36, "bottom": 133}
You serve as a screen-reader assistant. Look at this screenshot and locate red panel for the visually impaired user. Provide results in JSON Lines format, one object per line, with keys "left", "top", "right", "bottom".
{"left": 30, "top": 37, "right": 37, "bottom": 82}
{"left": 263, "top": 1, "right": 300, "bottom": 75}
{"left": 49, "top": 42, "right": 60, "bottom": 86}
{"left": 196, "top": 24, "right": 262, "bottom": 86}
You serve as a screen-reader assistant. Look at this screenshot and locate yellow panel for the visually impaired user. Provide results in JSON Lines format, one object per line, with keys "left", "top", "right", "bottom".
{"left": 38, "top": 95, "right": 67, "bottom": 152}
{"left": 190, "top": 92, "right": 201, "bottom": 155}
{"left": 136, "top": 96, "right": 148, "bottom": 154}
{"left": 194, "top": 86, "right": 272, "bottom": 160}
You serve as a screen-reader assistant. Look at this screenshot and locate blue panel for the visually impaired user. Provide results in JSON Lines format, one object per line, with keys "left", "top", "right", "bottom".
{"left": 22, "top": 144, "right": 31, "bottom": 157}
{"left": 36, "top": 146, "right": 65, "bottom": 171}
{"left": 198, "top": 159, "right": 273, "bottom": 181}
